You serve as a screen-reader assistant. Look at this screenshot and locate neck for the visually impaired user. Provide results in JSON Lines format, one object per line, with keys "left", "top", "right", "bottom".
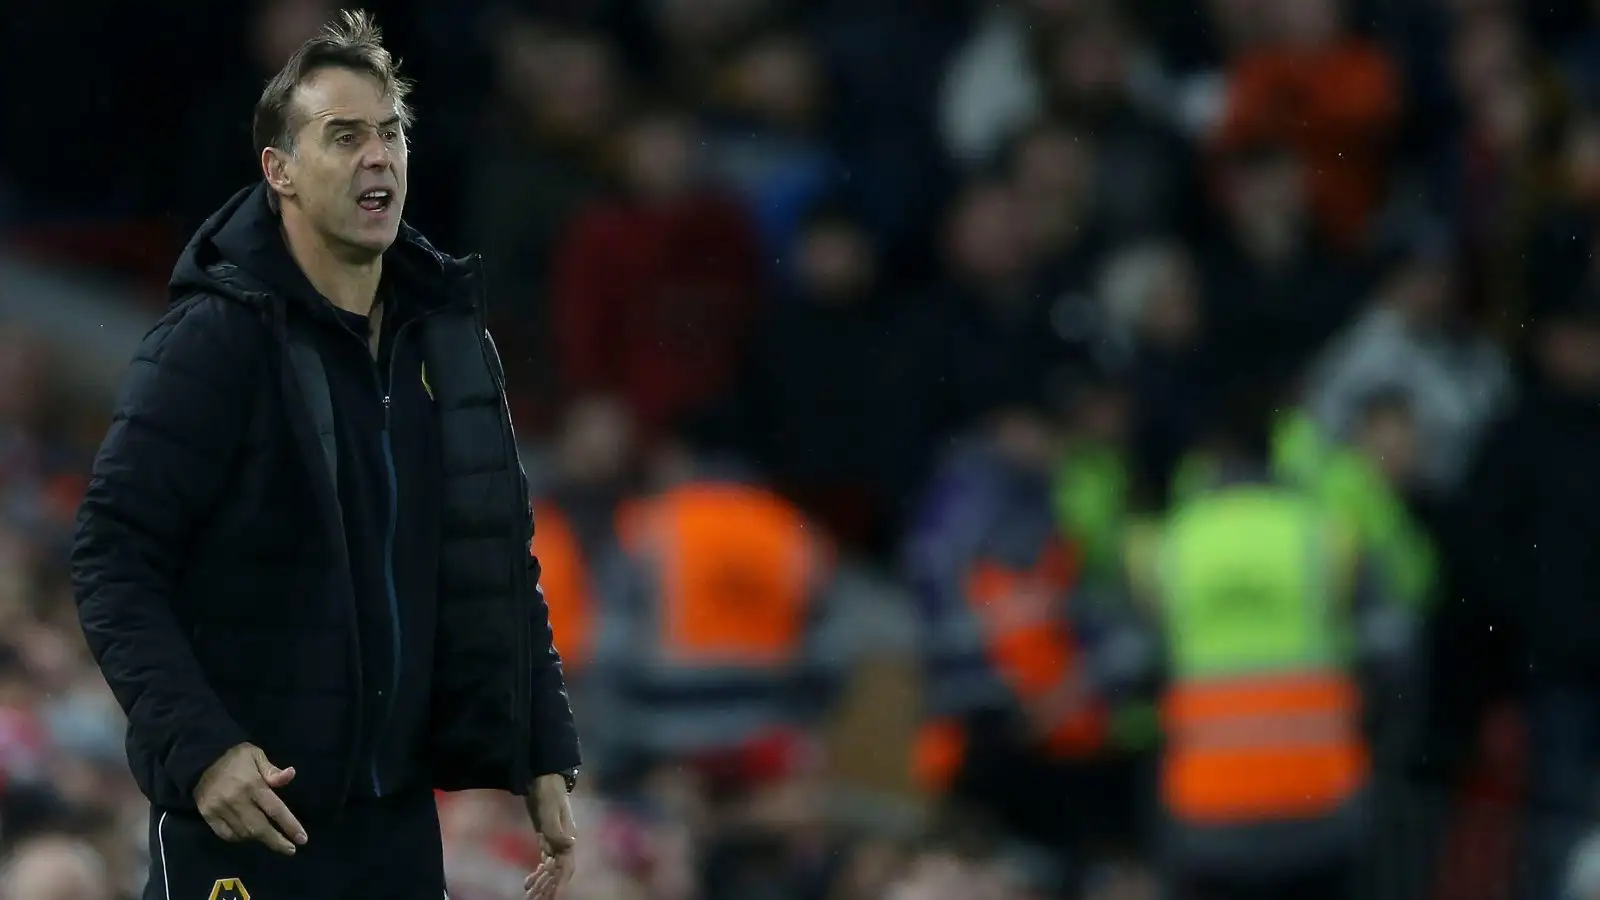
{"left": 281, "top": 210, "right": 383, "bottom": 315}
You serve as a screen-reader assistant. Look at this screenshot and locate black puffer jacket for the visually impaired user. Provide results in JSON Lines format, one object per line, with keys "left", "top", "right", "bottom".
{"left": 71, "top": 185, "right": 580, "bottom": 814}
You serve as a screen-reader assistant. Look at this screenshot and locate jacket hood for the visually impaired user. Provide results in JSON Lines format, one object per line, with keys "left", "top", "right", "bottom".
{"left": 168, "top": 183, "right": 477, "bottom": 313}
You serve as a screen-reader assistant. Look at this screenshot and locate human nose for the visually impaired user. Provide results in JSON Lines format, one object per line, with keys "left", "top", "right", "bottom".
{"left": 360, "top": 136, "right": 392, "bottom": 170}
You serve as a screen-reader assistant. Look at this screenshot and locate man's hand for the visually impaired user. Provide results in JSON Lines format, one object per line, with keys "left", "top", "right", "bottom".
{"left": 193, "top": 743, "right": 307, "bottom": 856}
{"left": 522, "top": 773, "right": 577, "bottom": 900}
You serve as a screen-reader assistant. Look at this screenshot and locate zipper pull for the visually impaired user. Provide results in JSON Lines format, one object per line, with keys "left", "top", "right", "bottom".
{"left": 383, "top": 394, "right": 391, "bottom": 409}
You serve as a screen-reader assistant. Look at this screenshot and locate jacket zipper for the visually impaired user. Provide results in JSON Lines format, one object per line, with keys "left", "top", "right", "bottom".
{"left": 357, "top": 310, "right": 436, "bottom": 797}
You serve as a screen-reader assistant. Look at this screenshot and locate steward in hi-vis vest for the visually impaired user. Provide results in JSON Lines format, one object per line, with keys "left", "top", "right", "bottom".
{"left": 1133, "top": 392, "right": 1375, "bottom": 900}
{"left": 606, "top": 476, "right": 839, "bottom": 775}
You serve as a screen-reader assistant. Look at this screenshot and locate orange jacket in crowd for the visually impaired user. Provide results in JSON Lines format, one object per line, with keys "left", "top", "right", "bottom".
{"left": 1217, "top": 37, "right": 1402, "bottom": 248}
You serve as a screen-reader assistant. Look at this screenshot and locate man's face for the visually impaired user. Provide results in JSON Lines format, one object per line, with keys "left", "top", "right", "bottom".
{"left": 268, "top": 66, "right": 408, "bottom": 259}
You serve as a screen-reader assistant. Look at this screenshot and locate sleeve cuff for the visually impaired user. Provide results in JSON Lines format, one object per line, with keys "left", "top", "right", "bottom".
{"left": 164, "top": 720, "right": 250, "bottom": 802}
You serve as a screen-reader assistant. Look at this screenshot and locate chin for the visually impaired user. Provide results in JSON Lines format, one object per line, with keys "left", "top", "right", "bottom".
{"left": 346, "top": 227, "right": 400, "bottom": 258}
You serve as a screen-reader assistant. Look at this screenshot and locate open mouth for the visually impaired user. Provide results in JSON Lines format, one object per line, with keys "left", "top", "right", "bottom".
{"left": 358, "top": 188, "right": 394, "bottom": 213}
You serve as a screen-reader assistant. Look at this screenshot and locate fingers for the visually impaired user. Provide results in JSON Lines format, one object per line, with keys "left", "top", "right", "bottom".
{"left": 263, "top": 764, "right": 296, "bottom": 788}
{"left": 260, "top": 761, "right": 297, "bottom": 789}
{"left": 251, "top": 747, "right": 297, "bottom": 788}
{"left": 235, "top": 803, "right": 299, "bottom": 856}
{"left": 194, "top": 747, "right": 305, "bottom": 856}
{"left": 551, "top": 846, "right": 577, "bottom": 891}
{"left": 210, "top": 803, "right": 295, "bottom": 856}
{"left": 524, "top": 860, "right": 556, "bottom": 900}
{"left": 255, "top": 785, "right": 309, "bottom": 847}
{"left": 537, "top": 796, "right": 577, "bottom": 852}
{"left": 202, "top": 813, "right": 240, "bottom": 843}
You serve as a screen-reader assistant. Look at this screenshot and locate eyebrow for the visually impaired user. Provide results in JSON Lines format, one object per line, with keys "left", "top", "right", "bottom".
{"left": 324, "top": 115, "right": 402, "bottom": 133}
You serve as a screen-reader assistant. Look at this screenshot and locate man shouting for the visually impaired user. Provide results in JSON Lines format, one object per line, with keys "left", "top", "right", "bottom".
{"left": 71, "top": 11, "right": 580, "bottom": 900}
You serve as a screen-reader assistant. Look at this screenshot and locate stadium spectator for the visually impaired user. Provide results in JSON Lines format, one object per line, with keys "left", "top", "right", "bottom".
{"left": 464, "top": 20, "right": 623, "bottom": 422}
{"left": 1213, "top": 0, "right": 1401, "bottom": 249}
{"left": 551, "top": 103, "right": 763, "bottom": 443}
{"left": 0, "top": 834, "right": 113, "bottom": 900}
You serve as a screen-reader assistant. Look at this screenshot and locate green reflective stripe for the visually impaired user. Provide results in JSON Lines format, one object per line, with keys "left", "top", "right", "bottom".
{"left": 1159, "top": 488, "right": 1339, "bottom": 681}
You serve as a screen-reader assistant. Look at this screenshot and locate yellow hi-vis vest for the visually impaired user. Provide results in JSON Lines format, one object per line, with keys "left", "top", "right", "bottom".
{"left": 1158, "top": 486, "right": 1369, "bottom": 824}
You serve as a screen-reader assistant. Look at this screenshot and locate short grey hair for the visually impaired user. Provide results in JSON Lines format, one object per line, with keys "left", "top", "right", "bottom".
{"left": 251, "top": 9, "right": 413, "bottom": 156}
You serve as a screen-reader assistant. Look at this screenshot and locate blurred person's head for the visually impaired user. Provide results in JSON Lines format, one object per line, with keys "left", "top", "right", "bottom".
{"left": 1353, "top": 388, "right": 1422, "bottom": 489}
{"left": 1215, "top": 143, "right": 1308, "bottom": 265}
{"left": 83, "top": 814, "right": 143, "bottom": 900}
{"left": 19, "top": 623, "right": 80, "bottom": 698}
{"left": 251, "top": 0, "right": 335, "bottom": 71}
{"left": 726, "top": 31, "right": 823, "bottom": 130}
{"left": 829, "top": 839, "right": 911, "bottom": 900}
{"left": 945, "top": 179, "right": 1033, "bottom": 288}
{"left": 1208, "top": 0, "right": 1273, "bottom": 53}
{"left": 1535, "top": 294, "right": 1600, "bottom": 396}
{"left": 795, "top": 202, "right": 876, "bottom": 304}
{"left": 555, "top": 395, "right": 636, "bottom": 488}
{"left": 653, "top": 0, "right": 773, "bottom": 55}
{"left": 1270, "top": 0, "right": 1342, "bottom": 48}
{"left": 542, "top": 32, "right": 623, "bottom": 141}
{"left": 986, "top": 405, "right": 1061, "bottom": 473}
{"left": 31, "top": 577, "right": 84, "bottom": 651}
{"left": 1064, "top": 369, "right": 1131, "bottom": 446}
{"left": 1047, "top": 13, "right": 1134, "bottom": 113}
{"left": 1473, "top": 66, "right": 1538, "bottom": 156}
{"left": 1384, "top": 240, "right": 1457, "bottom": 328}
{"left": 255, "top": 10, "right": 412, "bottom": 261}
{"left": 1099, "top": 241, "right": 1201, "bottom": 351}
{"left": 1451, "top": 11, "right": 1526, "bottom": 110}
{"left": 0, "top": 835, "right": 111, "bottom": 900}
{"left": 620, "top": 105, "right": 699, "bottom": 201}
{"left": 1009, "top": 119, "right": 1096, "bottom": 257}
{"left": 493, "top": 21, "right": 619, "bottom": 144}
{"left": 491, "top": 15, "right": 553, "bottom": 111}
{"left": 42, "top": 756, "right": 120, "bottom": 813}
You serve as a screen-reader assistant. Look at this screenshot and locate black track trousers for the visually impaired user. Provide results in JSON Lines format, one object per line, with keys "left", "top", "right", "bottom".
{"left": 144, "top": 788, "right": 446, "bottom": 900}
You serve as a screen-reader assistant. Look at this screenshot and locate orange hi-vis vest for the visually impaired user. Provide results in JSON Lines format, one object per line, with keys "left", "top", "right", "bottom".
{"left": 1158, "top": 487, "right": 1369, "bottom": 825}
{"left": 612, "top": 481, "right": 831, "bottom": 753}
{"left": 912, "top": 538, "right": 1108, "bottom": 793}
{"left": 530, "top": 501, "right": 597, "bottom": 673}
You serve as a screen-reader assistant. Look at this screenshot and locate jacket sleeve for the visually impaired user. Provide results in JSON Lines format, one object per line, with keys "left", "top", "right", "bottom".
{"left": 70, "top": 295, "right": 257, "bottom": 801}
{"left": 529, "top": 552, "right": 583, "bottom": 776}
{"left": 484, "top": 330, "right": 582, "bottom": 777}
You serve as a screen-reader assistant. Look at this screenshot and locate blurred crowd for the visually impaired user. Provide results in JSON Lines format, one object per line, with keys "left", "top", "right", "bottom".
{"left": 11, "top": 0, "right": 1600, "bottom": 897}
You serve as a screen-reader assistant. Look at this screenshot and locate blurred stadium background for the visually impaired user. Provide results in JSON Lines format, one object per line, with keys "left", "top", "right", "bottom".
{"left": 7, "top": 0, "right": 1600, "bottom": 897}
